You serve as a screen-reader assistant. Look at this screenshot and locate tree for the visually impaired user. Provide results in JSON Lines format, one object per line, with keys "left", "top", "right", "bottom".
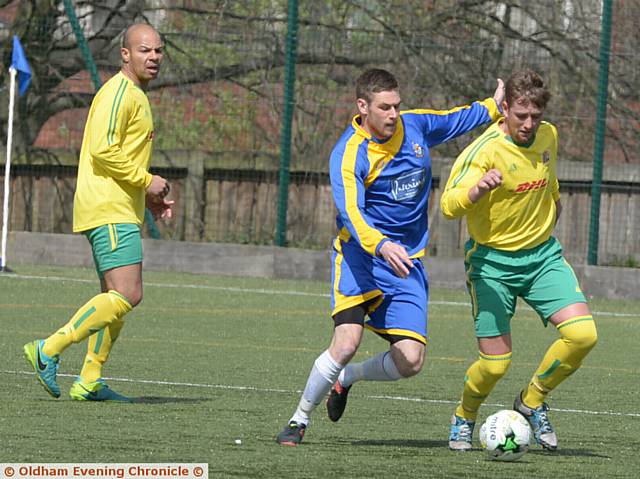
{"left": 1, "top": 0, "right": 637, "bottom": 167}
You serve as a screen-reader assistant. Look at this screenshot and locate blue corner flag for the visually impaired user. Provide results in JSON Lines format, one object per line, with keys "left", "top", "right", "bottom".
{"left": 11, "top": 35, "right": 32, "bottom": 96}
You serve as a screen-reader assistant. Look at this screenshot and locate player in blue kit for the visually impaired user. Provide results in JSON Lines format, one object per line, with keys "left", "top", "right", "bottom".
{"left": 276, "top": 69, "right": 504, "bottom": 445}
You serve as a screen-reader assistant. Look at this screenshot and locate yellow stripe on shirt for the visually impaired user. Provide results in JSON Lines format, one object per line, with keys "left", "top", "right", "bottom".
{"left": 364, "top": 120, "right": 404, "bottom": 187}
{"left": 451, "top": 132, "right": 500, "bottom": 187}
{"left": 341, "top": 135, "right": 385, "bottom": 256}
{"left": 73, "top": 72, "right": 155, "bottom": 232}
{"left": 405, "top": 98, "right": 500, "bottom": 122}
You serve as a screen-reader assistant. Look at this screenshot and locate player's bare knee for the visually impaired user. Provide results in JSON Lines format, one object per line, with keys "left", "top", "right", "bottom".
{"left": 128, "top": 292, "right": 143, "bottom": 308}
{"left": 114, "top": 288, "right": 142, "bottom": 308}
{"left": 331, "top": 342, "right": 359, "bottom": 365}
{"left": 395, "top": 356, "right": 423, "bottom": 377}
{"left": 329, "top": 334, "right": 360, "bottom": 364}
{"left": 391, "top": 346, "right": 425, "bottom": 377}
{"left": 330, "top": 324, "right": 363, "bottom": 364}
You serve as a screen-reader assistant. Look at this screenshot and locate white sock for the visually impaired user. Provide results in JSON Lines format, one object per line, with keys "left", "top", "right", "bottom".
{"left": 291, "top": 350, "right": 343, "bottom": 425}
{"left": 339, "top": 351, "right": 403, "bottom": 387}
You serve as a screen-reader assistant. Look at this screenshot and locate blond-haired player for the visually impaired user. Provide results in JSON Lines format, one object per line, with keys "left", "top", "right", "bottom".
{"left": 441, "top": 70, "right": 597, "bottom": 451}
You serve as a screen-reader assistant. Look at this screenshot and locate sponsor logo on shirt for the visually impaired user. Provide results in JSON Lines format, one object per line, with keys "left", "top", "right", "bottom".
{"left": 391, "top": 168, "right": 426, "bottom": 201}
{"left": 514, "top": 178, "right": 547, "bottom": 193}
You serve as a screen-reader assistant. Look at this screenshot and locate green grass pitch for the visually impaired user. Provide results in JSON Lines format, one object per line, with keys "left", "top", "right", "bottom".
{"left": 1, "top": 265, "right": 639, "bottom": 478}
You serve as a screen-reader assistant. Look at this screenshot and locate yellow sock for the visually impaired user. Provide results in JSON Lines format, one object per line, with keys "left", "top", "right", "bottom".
{"left": 523, "top": 315, "right": 597, "bottom": 408}
{"left": 43, "top": 290, "right": 132, "bottom": 357}
{"left": 79, "top": 318, "right": 126, "bottom": 384}
{"left": 455, "top": 352, "right": 512, "bottom": 421}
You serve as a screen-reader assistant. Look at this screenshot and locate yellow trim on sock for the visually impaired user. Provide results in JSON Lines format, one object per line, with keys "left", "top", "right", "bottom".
{"left": 557, "top": 315, "right": 593, "bottom": 330}
{"left": 456, "top": 352, "right": 512, "bottom": 421}
{"left": 108, "top": 289, "right": 132, "bottom": 308}
{"left": 479, "top": 351, "right": 512, "bottom": 361}
{"left": 525, "top": 315, "right": 597, "bottom": 407}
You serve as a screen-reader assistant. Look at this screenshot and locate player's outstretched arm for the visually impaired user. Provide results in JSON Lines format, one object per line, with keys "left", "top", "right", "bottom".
{"left": 493, "top": 78, "right": 505, "bottom": 109}
{"left": 418, "top": 90, "right": 502, "bottom": 146}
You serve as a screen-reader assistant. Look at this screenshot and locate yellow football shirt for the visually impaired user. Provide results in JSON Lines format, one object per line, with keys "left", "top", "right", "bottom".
{"left": 73, "top": 71, "right": 154, "bottom": 232}
{"left": 440, "top": 120, "right": 561, "bottom": 251}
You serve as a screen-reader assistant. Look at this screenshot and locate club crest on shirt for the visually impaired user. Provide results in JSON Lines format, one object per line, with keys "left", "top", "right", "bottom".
{"left": 391, "top": 168, "right": 426, "bottom": 201}
{"left": 542, "top": 150, "right": 550, "bottom": 163}
{"left": 412, "top": 142, "right": 425, "bottom": 158}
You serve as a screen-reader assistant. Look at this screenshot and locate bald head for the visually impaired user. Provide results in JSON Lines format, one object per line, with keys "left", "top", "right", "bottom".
{"left": 120, "top": 24, "right": 163, "bottom": 89}
{"left": 122, "top": 24, "right": 159, "bottom": 50}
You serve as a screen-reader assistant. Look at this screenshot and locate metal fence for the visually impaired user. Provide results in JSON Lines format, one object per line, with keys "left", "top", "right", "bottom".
{"left": 1, "top": 0, "right": 639, "bottom": 266}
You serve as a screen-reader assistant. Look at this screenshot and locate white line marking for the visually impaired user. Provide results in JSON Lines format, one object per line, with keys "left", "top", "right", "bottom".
{"left": 4, "top": 369, "right": 639, "bottom": 418}
{"left": 2, "top": 273, "right": 639, "bottom": 318}
{"left": 366, "top": 394, "right": 640, "bottom": 417}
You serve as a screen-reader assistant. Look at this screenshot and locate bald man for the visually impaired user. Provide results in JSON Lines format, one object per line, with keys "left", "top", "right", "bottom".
{"left": 23, "top": 24, "right": 173, "bottom": 402}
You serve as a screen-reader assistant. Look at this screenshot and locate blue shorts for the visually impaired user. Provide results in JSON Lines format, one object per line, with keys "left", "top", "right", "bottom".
{"left": 331, "top": 239, "right": 429, "bottom": 344}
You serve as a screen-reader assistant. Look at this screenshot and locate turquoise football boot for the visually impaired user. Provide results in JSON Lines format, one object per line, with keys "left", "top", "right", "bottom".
{"left": 23, "top": 340, "right": 61, "bottom": 398}
{"left": 449, "top": 414, "right": 475, "bottom": 451}
{"left": 69, "top": 377, "right": 133, "bottom": 402}
{"left": 514, "top": 391, "right": 557, "bottom": 450}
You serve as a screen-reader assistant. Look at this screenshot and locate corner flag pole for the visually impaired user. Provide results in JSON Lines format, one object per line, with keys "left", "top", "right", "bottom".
{"left": 1, "top": 67, "right": 17, "bottom": 271}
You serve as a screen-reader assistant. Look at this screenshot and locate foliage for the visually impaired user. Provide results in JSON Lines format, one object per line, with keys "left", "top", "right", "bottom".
{"left": 2, "top": 0, "right": 639, "bottom": 168}
{"left": 607, "top": 255, "right": 640, "bottom": 268}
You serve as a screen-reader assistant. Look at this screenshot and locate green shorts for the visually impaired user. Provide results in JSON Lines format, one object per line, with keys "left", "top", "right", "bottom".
{"left": 85, "top": 224, "right": 143, "bottom": 279}
{"left": 464, "top": 237, "right": 586, "bottom": 338}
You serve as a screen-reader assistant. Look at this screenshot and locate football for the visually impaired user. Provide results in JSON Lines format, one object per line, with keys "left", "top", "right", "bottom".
{"left": 479, "top": 410, "right": 532, "bottom": 461}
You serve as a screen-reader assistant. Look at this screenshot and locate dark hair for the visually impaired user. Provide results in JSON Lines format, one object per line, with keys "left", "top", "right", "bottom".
{"left": 505, "top": 69, "right": 551, "bottom": 109}
{"left": 356, "top": 69, "right": 399, "bottom": 103}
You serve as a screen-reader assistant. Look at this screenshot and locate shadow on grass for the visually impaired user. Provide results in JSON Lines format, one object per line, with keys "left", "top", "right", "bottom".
{"left": 528, "top": 448, "right": 610, "bottom": 458}
{"left": 131, "top": 396, "right": 212, "bottom": 404}
{"left": 342, "top": 438, "right": 447, "bottom": 448}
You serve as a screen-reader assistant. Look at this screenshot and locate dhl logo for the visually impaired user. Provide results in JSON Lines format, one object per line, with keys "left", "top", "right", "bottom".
{"left": 515, "top": 178, "right": 547, "bottom": 193}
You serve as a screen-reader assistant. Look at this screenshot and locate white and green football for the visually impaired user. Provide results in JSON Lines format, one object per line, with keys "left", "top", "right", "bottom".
{"left": 479, "top": 409, "right": 532, "bottom": 461}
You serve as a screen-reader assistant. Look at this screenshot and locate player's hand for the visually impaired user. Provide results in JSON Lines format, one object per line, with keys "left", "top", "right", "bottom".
{"left": 469, "top": 169, "right": 502, "bottom": 203}
{"left": 146, "top": 196, "right": 175, "bottom": 220}
{"left": 493, "top": 78, "right": 505, "bottom": 109}
{"left": 147, "top": 175, "right": 170, "bottom": 199}
{"left": 378, "top": 241, "right": 414, "bottom": 279}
